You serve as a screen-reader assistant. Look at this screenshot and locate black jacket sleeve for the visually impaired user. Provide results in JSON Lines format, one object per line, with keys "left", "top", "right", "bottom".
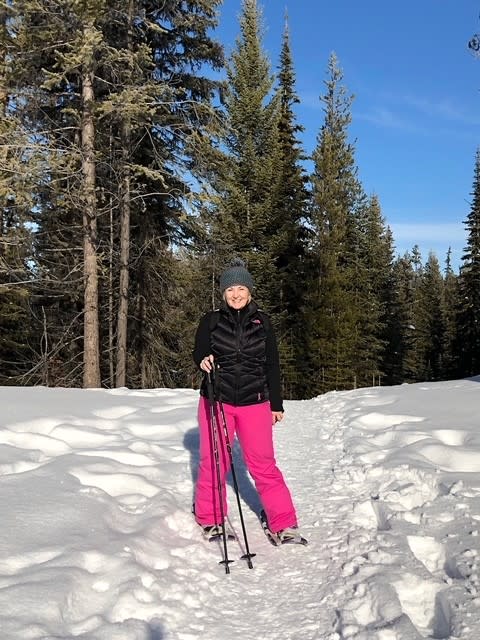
{"left": 192, "top": 312, "right": 212, "bottom": 368}
{"left": 265, "top": 321, "right": 284, "bottom": 413}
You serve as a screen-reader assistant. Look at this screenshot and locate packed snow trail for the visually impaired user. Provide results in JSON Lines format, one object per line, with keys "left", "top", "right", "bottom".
{"left": 161, "top": 391, "right": 360, "bottom": 640}
{"left": 0, "top": 382, "right": 480, "bottom": 639}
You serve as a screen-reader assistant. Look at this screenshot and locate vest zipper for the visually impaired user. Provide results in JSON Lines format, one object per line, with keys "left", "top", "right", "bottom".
{"left": 234, "top": 309, "right": 242, "bottom": 406}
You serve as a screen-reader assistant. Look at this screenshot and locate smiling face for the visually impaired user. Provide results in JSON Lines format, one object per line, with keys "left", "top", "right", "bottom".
{"left": 223, "top": 285, "right": 251, "bottom": 310}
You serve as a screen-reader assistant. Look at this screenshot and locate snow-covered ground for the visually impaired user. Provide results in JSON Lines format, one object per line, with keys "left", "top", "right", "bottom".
{"left": 1, "top": 378, "right": 480, "bottom": 639}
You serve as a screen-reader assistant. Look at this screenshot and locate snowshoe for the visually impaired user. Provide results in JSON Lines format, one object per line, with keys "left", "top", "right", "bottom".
{"left": 201, "top": 524, "right": 236, "bottom": 542}
{"left": 260, "top": 510, "right": 308, "bottom": 546}
{"left": 276, "top": 527, "right": 308, "bottom": 546}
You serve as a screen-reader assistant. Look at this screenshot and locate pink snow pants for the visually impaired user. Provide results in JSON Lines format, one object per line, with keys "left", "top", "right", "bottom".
{"left": 194, "top": 397, "right": 297, "bottom": 533}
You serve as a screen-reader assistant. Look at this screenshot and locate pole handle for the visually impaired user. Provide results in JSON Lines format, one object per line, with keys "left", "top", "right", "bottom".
{"left": 205, "top": 370, "right": 215, "bottom": 404}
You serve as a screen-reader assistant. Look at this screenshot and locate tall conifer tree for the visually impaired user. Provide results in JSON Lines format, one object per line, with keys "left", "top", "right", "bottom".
{"left": 124, "top": 0, "right": 224, "bottom": 388}
{"left": 8, "top": 0, "right": 224, "bottom": 388}
{"left": 306, "top": 53, "right": 364, "bottom": 394}
{"left": 406, "top": 245, "right": 426, "bottom": 381}
{"left": 457, "top": 148, "right": 480, "bottom": 376}
{"left": 207, "top": 0, "right": 278, "bottom": 304}
{"left": 267, "top": 16, "right": 309, "bottom": 398}
{"left": 11, "top": 0, "right": 118, "bottom": 387}
{"left": 416, "top": 252, "right": 445, "bottom": 380}
{"left": 384, "top": 253, "right": 417, "bottom": 384}
{"left": 0, "top": 4, "right": 37, "bottom": 384}
{"left": 442, "top": 248, "right": 459, "bottom": 378}
{"left": 353, "top": 194, "right": 394, "bottom": 387}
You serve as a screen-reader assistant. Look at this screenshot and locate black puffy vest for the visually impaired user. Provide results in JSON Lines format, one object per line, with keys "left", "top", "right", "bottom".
{"left": 210, "top": 303, "right": 269, "bottom": 406}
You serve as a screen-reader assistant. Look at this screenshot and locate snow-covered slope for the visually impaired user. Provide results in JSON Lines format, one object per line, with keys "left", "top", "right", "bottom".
{"left": 0, "top": 379, "right": 479, "bottom": 639}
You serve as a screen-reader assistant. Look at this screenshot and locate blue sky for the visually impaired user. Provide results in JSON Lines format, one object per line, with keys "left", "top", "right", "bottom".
{"left": 216, "top": 0, "right": 480, "bottom": 272}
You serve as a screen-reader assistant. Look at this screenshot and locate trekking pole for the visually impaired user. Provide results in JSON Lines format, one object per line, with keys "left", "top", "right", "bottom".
{"left": 215, "top": 374, "right": 256, "bottom": 569}
{"left": 205, "top": 371, "right": 234, "bottom": 574}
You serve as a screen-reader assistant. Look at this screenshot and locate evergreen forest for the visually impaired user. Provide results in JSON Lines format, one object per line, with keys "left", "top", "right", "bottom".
{"left": 1, "top": 0, "right": 480, "bottom": 399}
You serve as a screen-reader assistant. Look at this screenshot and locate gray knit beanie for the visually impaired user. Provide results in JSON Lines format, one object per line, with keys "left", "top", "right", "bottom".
{"left": 219, "top": 258, "right": 254, "bottom": 292}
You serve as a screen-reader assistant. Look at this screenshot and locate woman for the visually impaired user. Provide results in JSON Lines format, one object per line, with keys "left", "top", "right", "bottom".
{"left": 192, "top": 257, "right": 302, "bottom": 544}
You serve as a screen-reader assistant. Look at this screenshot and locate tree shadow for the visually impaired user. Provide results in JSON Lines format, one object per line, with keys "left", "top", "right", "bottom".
{"left": 467, "top": 375, "right": 480, "bottom": 384}
{"left": 147, "top": 619, "right": 166, "bottom": 639}
{"left": 183, "top": 427, "right": 262, "bottom": 518}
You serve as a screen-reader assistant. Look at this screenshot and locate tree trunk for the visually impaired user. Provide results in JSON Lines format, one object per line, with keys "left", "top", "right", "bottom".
{"left": 115, "top": 119, "right": 131, "bottom": 387}
{"left": 1, "top": 4, "right": 7, "bottom": 252}
{"left": 81, "top": 63, "right": 101, "bottom": 388}
{"left": 108, "top": 183, "right": 115, "bottom": 385}
{"left": 115, "top": 0, "right": 134, "bottom": 388}
{"left": 0, "top": 5, "right": 6, "bottom": 109}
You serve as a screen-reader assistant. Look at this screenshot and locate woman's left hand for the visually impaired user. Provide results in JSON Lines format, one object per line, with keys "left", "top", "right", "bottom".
{"left": 272, "top": 411, "right": 284, "bottom": 425}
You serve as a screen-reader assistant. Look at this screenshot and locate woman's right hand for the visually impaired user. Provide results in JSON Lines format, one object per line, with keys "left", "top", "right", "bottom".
{"left": 200, "top": 354, "right": 214, "bottom": 372}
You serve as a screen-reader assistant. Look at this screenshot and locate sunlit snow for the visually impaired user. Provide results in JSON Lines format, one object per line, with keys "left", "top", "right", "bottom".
{"left": 1, "top": 378, "right": 480, "bottom": 639}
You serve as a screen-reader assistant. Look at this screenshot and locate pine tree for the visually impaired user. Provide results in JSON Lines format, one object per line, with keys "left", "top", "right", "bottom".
{"left": 380, "top": 229, "right": 404, "bottom": 385}
{"left": 8, "top": 0, "right": 224, "bottom": 388}
{"left": 11, "top": 0, "right": 117, "bottom": 387}
{"left": 384, "top": 253, "right": 417, "bottom": 384}
{"left": 206, "top": 0, "right": 279, "bottom": 305}
{"left": 457, "top": 148, "right": 480, "bottom": 376}
{"left": 442, "top": 248, "right": 459, "bottom": 378}
{"left": 196, "top": 2, "right": 311, "bottom": 397}
{"left": 416, "top": 252, "right": 445, "bottom": 380}
{"left": 0, "top": 4, "right": 36, "bottom": 384}
{"left": 353, "top": 194, "right": 394, "bottom": 387}
{"left": 306, "top": 53, "right": 365, "bottom": 394}
{"left": 0, "top": 105, "right": 32, "bottom": 384}
{"left": 266, "top": 15, "right": 309, "bottom": 398}
{"left": 407, "top": 245, "right": 426, "bottom": 381}
{"left": 122, "top": 0, "right": 224, "bottom": 388}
